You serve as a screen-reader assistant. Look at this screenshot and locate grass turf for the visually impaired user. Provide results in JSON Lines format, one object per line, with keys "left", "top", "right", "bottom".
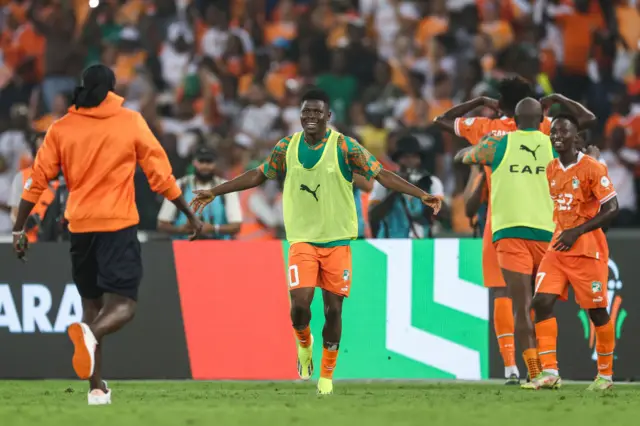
{"left": 1, "top": 381, "right": 638, "bottom": 426}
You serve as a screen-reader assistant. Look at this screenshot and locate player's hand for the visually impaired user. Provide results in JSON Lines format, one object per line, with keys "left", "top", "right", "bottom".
{"left": 540, "top": 94, "right": 561, "bottom": 110}
{"left": 190, "top": 189, "right": 216, "bottom": 214}
{"left": 584, "top": 145, "right": 601, "bottom": 159}
{"left": 187, "top": 215, "right": 205, "bottom": 241}
{"left": 454, "top": 146, "right": 474, "bottom": 163}
{"left": 553, "top": 228, "right": 582, "bottom": 252}
{"left": 13, "top": 231, "right": 28, "bottom": 262}
{"left": 420, "top": 194, "right": 442, "bottom": 215}
{"left": 480, "top": 96, "right": 500, "bottom": 111}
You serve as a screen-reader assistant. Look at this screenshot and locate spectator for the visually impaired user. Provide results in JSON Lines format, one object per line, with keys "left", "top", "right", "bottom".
{"left": 28, "top": 1, "right": 79, "bottom": 112}
{"left": 369, "top": 135, "right": 444, "bottom": 238}
{"left": 157, "top": 146, "right": 242, "bottom": 240}
{"left": 601, "top": 126, "right": 639, "bottom": 227}
{"left": 237, "top": 83, "right": 280, "bottom": 143}
{"left": 316, "top": 48, "right": 357, "bottom": 125}
{"left": 160, "top": 22, "right": 195, "bottom": 91}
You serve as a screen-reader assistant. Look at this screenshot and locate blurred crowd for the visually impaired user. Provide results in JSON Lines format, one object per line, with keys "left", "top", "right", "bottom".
{"left": 1, "top": 0, "right": 640, "bottom": 241}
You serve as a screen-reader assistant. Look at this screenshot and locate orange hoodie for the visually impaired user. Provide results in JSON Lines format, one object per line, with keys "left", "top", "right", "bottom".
{"left": 22, "top": 92, "right": 181, "bottom": 233}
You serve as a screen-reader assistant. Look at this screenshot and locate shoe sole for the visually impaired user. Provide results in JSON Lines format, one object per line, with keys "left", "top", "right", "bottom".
{"left": 68, "top": 323, "right": 94, "bottom": 380}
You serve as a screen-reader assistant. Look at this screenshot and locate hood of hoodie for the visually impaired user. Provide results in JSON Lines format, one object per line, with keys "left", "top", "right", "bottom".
{"left": 68, "top": 92, "right": 124, "bottom": 119}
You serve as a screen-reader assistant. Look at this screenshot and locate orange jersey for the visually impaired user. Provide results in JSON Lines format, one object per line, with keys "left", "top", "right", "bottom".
{"left": 454, "top": 116, "right": 553, "bottom": 190}
{"left": 23, "top": 92, "right": 181, "bottom": 234}
{"left": 546, "top": 153, "right": 616, "bottom": 259}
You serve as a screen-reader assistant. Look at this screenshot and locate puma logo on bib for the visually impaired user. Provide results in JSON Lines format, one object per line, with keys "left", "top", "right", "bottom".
{"left": 520, "top": 144, "right": 540, "bottom": 160}
{"left": 300, "top": 184, "right": 320, "bottom": 201}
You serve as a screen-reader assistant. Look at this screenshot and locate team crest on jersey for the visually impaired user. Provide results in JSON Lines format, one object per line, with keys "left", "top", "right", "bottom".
{"left": 24, "top": 178, "right": 32, "bottom": 190}
{"left": 550, "top": 180, "right": 556, "bottom": 187}
{"left": 591, "top": 281, "right": 603, "bottom": 293}
{"left": 600, "top": 176, "right": 611, "bottom": 188}
{"left": 572, "top": 177, "right": 579, "bottom": 189}
{"left": 464, "top": 118, "right": 475, "bottom": 126}
{"left": 343, "top": 270, "right": 350, "bottom": 282}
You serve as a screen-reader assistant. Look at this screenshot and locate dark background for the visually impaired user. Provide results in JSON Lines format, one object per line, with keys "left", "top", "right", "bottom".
{"left": 0, "top": 243, "right": 191, "bottom": 379}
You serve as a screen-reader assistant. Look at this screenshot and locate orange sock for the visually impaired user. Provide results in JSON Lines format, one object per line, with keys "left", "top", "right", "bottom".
{"left": 294, "top": 326, "right": 311, "bottom": 348}
{"left": 530, "top": 309, "right": 536, "bottom": 324}
{"left": 494, "top": 297, "right": 516, "bottom": 368}
{"left": 320, "top": 347, "right": 339, "bottom": 379}
{"left": 523, "top": 348, "right": 542, "bottom": 378}
{"left": 535, "top": 318, "right": 558, "bottom": 372}
{"left": 595, "top": 320, "right": 615, "bottom": 378}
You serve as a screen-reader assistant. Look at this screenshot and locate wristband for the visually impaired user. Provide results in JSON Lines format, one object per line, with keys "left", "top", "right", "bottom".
{"left": 214, "top": 224, "right": 220, "bottom": 234}
{"left": 12, "top": 231, "right": 25, "bottom": 236}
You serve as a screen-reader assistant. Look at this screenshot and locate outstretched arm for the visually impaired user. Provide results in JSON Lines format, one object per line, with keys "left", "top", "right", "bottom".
{"left": 540, "top": 93, "right": 596, "bottom": 129}
{"left": 375, "top": 170, "right": 441, "bottom": 214}
{"left": 433, "top": 97, "right": 499, "bottom": 134}
{"left": 456, "top": 135, "right": 499, "bottom": 165}
{"left": 191, "top": 137, "right": 288, "bottom": 214}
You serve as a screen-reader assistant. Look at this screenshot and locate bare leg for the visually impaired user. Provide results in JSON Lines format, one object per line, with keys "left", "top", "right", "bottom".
{"left": 290, "top": 288, "right": 315, "bottom": 330}
{"left": 81, "top": 298, "right": 105, "bottom": 391}
{"left": 89, "top": 293, "right": 136, "bottom": 340}
{"left": 321, "top": 290, "right": 344, "bottom": 348}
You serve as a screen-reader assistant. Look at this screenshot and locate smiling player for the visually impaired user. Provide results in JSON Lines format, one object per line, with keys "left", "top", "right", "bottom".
{"left": 524, "top": 114, "right": 619, "bottom": 391}
{"left": 190, "top": 87, "right": 441, "bottom": 395}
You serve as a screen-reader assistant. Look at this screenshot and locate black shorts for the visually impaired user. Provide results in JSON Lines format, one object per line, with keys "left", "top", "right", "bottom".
{"left": 70, "top": 225, "right": 143, "bottom": 301}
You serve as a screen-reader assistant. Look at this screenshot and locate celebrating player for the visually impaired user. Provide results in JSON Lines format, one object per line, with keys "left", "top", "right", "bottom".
{"left": 523, "top": 115, "right": 619, "bottom": 391}
{"left": 12, "top": 65, "right": 203, "bottom": 405}
{"left": 454, "top": 98, "right": 557, "bottom": 382}
{"left": 436, "top": 77, "right": 596, "bottom": 384}
{"left": 190, "top": 87, "right": 441, "bottom": 395}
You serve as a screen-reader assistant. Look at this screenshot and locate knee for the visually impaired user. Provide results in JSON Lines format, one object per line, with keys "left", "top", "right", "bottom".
{"left": 117, "top": 299, "right": 137, "bottom": 323}
{"left": 324, "top": 303, "right": 342, "bottom": 324}
{"left": 82, "top": 299, "right": 103, "bottom": 323}
{"left": 588, "top": 308, "right": 610, "bottom": 327}
{"left": 290, "top": 300, "right": 311, "bottom": 323}
{"left": 531, "top": 295, "right": 554, "bottom": 319}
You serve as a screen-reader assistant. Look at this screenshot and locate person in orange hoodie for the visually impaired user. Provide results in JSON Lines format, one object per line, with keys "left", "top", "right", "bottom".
{"left": 11, "top": 64, "right": 203, "bottom": 405}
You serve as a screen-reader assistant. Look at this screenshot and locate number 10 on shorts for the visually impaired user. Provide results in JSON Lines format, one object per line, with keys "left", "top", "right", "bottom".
{"left": 289, "top": 265, "right": 300, "bottom": 288}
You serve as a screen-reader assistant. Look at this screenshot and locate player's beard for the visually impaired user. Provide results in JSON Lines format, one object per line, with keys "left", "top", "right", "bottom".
{"left": 194, "top": 171, "right": 214, "bottom": 183}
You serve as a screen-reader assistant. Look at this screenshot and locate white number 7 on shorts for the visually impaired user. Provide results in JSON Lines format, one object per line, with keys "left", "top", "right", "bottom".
{"left": 535, "top": 272, "right": 546, "bottom": 294}
{"left": 289, "top": 265, "right": 300, "bottom": 288}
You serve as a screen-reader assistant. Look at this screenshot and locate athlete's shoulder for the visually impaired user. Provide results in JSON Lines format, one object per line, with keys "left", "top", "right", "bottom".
{"left": 579, "top": 154, "right": 607, "bottom": 174}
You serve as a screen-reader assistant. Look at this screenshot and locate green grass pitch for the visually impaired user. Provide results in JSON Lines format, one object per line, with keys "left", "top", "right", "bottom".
{"left": 1, "top": 381, "right": 638, "bottom": 426}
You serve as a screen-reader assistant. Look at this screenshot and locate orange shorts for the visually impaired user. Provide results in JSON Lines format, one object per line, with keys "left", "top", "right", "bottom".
{"left": 482, "top": 229, "right": 506, "bottom": 288}
{"left": 494, "top": 238, "right": 548, "bottom": 275}
{"left": 287, "top": 242, "right": 352, "bottom": 297}
{"left": 536, "top": 251, "right": 608, "bottom": 310}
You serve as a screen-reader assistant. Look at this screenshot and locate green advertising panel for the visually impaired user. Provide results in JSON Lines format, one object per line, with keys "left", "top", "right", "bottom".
{"left": 282, "top": 239, "right": 488, "bottom": 380}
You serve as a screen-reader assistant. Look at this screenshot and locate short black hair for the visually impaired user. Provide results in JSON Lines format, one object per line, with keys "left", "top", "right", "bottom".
{"left": 300, "top": 87, "right": 330, "bottom": 105}
{"left": 552, "top": 113, "right": 579, "bottom": 129}
{"left": 497, "top": 75, "right": 535, "bottom": 113}
{"left": 434, "top": 71, "right": 450, "bottom": 86}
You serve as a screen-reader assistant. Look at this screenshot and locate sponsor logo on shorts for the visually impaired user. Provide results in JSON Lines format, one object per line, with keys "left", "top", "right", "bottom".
{"left": 343, "top": 270, "right": 350, "bottom": 282}
{"left": 24, "top": 178, "right": 32, "bottom": 190}
{"left": 578, "top": 258, "right": 627, "bottom": 362}
{"left": 591, "top": 281, "right": 602, "bottom": 293}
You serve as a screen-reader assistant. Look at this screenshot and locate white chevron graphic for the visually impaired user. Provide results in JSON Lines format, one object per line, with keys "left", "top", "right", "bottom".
{"left": 369, "top": 239, "right": 484, "bottom": 380}
{"left": 434, "top": 239, "right": 489, "bottom": 321}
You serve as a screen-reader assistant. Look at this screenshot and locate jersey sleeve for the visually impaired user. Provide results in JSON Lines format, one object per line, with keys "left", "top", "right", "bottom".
{"left": 465, "top": 134, "right": 502, "bottom": 166}
{"left": 454, "top": 117, "right": 491, "bottom": 144}
{"left": 589, "top": 163, "right": 617, "bottom": 205}
{"left": 341, "top": 135, "right": 383, "bottom": 180}
{"left": 259, "top": 136, "right": 291, "bottom": 180}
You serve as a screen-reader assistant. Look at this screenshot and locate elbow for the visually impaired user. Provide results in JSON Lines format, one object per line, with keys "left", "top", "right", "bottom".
{"left": 228, "top": 223, "right": 241, "bottom": 235}
{"left": 579, "top": 114, "right": 597, "bottom": 129}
